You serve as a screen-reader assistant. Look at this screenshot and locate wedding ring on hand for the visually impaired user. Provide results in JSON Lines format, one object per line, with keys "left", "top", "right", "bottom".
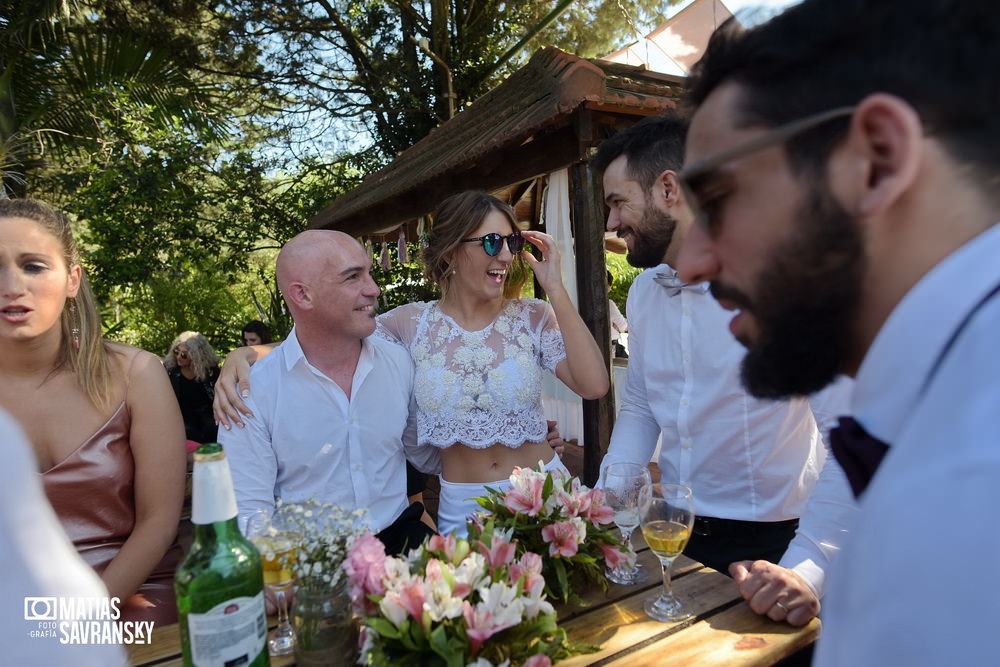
{"left": 774, "top": 600, "right": 789, "bottom": 613}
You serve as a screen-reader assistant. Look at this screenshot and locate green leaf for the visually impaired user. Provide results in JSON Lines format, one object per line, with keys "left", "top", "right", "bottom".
{"left": 554, "top": 557, "right": 569, "bottom": 603}
{"left": 367, "top": 617, "right": 401, "bottom": 640}
{"left": 429, "top": 625, "right": 451, "bottom": 660}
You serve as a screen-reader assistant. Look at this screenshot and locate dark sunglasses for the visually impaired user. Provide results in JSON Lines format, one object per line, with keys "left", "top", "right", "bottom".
{"left": 461, "top": 231, "right": 525, "bottom": 257}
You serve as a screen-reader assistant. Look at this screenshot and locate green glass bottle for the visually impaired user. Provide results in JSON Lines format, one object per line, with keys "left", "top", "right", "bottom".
{"left": 175, "top": 443, "right": 268, "bottom": 666}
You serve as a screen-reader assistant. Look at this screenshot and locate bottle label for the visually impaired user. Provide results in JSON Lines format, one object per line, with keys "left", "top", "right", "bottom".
{"left": 186, "top": 591, "right": 266, "bottom": 666}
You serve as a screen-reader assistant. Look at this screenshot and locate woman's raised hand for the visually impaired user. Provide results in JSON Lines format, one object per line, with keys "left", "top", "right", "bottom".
{"left": 520, "top": 230, "right": 565, "bottom": 295}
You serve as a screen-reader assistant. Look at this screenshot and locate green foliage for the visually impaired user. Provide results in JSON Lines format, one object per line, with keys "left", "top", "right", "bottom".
{"left": 206, "top": 0, "right": 676, "bottom": 159}
{"left": 606, "top": 253, "right": 643, "bottom": 318}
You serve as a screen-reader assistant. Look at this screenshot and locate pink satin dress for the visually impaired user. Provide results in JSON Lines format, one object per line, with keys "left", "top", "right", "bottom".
{"left": 41, "top": 401, "right": 181, "bottom": 624}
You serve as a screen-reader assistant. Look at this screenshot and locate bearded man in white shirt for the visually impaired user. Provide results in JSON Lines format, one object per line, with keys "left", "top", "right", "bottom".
{"left": 219, "top": 230, "right": 439, "bottom": 555}
{"left": 592, "top": 113, "right": 856, "bottom": 627}
{"left": 677, "top": 1, "right": 1000, "bottom": 663}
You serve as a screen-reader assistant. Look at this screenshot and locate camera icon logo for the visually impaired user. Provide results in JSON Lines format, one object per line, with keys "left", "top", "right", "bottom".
{"left": 24, "top": 597, "right": 57, "bottom": 621}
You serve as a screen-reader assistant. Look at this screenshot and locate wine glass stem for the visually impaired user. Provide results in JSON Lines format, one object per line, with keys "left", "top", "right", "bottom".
{"left": 273, "top": 586, "right": 290, "bottom": 628}
{"left": 660, "top": 559, "right": 674, "bottom": 598}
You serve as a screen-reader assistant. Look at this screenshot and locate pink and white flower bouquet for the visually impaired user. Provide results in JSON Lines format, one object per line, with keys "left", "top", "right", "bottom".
{"left": 344, "top": 529, "right": 594, "bottom": 666}
{"left": 469, "top": 463, "right": 634, "bottom": 605}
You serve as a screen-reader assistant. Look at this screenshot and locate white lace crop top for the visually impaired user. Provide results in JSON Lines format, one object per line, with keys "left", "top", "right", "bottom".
{"left": 374, "top": 299, "right": 567, "bottom": 449}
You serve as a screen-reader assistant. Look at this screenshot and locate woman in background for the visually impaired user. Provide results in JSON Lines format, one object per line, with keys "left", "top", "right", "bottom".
{"left": 0, "top": 199, "right": 185, "bottom": 623}
{"left": 241, "top": 320, "right": 271, "bottom": 347}
{"left": 164, "top": 331, "right": 220, "bottom": 445}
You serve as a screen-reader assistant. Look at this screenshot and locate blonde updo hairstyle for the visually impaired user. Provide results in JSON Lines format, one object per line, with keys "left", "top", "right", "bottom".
{"left": 0, "top": 198, "right": 116, "bottom": 410}
{"left": 423, "top": 191, "right": 529, "bottom": 299}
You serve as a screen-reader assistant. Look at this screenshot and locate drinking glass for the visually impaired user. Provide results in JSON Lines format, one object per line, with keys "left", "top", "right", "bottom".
{"left": 243, "top": 509, "right": 299, "bottom": 656}
{"left": 639, "top": 483, "right": 695, "bottom": 622}
{"left": 602, "top": 462, "right": 651, "bottom": 584}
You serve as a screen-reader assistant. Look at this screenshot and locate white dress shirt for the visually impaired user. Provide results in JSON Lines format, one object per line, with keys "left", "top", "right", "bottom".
{"left": 221, "top": 328, "right": 440, "bottom": 532}
{"left": 609, "top": 299, "right": 628, "bottom": 344}
{"left": 1, "top": 411, "right": 126, "bottom": 666}
{"left": 816, "top": 223, "right": 1000, "bottom": 666}
{"left": 602, "top": 265, "right": 856, "bottom": 596}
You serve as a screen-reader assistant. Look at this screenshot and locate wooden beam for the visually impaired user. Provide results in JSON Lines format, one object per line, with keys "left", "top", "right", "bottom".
{"left": 569, "top": 159, "right": 614, "bottom": 487}
{"left": 317, "top": 125, "right": 583, "bottom": 237}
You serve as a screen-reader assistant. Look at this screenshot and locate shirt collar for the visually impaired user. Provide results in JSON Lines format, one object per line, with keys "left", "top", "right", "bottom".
{"left": 282, "top": 325, "right": 376, "bottom": 375}
{"left": 853, "top": 223, "right": 1000, "bottom": 443}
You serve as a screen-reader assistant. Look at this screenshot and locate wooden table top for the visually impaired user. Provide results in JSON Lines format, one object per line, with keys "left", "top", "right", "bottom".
{"left": 129, "top": 538, "right": 817, "bottom": 666}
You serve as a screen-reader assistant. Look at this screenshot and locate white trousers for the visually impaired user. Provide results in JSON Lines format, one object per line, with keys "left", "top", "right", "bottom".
{"left": 436, "top": 456, "right": 569, "bottom": 538}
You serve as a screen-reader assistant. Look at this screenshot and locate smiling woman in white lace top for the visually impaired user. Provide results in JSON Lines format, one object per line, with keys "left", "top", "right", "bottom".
{"left": 374, "top": 191, "right": 608, "bottom": 535}
{"left": 212, "top": 191, "right": 609, "bottom": 536}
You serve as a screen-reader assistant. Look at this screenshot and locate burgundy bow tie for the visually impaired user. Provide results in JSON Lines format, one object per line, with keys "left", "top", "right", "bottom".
{"left": 829, "top": 416, "right": 889, "bottom": 498}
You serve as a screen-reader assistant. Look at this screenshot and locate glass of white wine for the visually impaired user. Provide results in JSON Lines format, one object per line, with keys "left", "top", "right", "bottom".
{"left": 639, "top": 483, "right": 695, "bottom": 622}
{"left": 243, "top": 509, "right": 299, "bottom": 656}
{"left": 602, "top": 462, "right": 651, "bottom": 584}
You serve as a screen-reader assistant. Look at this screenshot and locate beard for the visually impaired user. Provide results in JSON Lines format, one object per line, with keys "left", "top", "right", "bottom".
{"left": 624, "top": 201, "right": 678, "bottom": 269}
{"left": 712, "top": 184, "right": 865, "bottom": 399}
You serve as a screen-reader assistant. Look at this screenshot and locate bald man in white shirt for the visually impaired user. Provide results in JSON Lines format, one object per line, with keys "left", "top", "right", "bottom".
{"left": 219, "top": 230, "right": 440, "bottom": 555}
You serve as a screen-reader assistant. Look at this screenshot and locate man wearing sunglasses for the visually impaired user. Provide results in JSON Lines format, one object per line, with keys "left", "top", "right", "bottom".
{"left": 593, "top": 113, "right": 855, "bottom": 628}
{"left": 678, "top": 0, "right": 999, "bottom": 664}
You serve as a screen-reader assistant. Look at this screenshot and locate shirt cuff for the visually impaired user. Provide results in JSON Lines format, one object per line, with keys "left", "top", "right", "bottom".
{"left": 779, "top": 552, "right": 824, "bottom": 599}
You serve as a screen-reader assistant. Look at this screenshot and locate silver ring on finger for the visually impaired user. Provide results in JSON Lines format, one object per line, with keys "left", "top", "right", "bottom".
{"left": 774, "top": 600, "right": 788, "bottom": 613}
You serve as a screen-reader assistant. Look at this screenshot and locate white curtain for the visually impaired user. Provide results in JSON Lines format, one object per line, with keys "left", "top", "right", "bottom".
{"left": 539, "top": 169, "right": 584, "bottom": 443}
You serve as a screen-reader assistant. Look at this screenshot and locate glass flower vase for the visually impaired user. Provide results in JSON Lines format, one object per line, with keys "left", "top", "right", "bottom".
{"left": 293, "top": 577, "right": 357, "bottom": 666}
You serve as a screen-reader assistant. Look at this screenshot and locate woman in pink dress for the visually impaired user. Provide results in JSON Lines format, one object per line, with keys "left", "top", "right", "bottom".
{"left": 0, "top": 199, "right": 186, "bottom": 623}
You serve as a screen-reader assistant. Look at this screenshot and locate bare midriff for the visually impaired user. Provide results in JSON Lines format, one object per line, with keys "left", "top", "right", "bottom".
{"left": 440, "top": 441, "right": 556, "bottom": 484}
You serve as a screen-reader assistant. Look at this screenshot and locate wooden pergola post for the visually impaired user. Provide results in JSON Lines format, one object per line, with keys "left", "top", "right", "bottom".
{"left": 569, "top": 159, "right": 615, "bottom": 487}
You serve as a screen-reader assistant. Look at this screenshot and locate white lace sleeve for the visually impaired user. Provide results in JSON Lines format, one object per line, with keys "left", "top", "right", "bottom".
{"left": 374, "top": 302, "right": 425, "bottom": 347}
{"left": 528, "top": 299, "right": 566, "bottom": 373}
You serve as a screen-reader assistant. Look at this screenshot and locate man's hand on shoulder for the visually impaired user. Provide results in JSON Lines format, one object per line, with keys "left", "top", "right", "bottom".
{"left": 729, "top": 560, "right": 819, "bottom": 627}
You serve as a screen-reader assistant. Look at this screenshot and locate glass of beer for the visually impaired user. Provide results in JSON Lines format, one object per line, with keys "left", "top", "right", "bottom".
{"left": 639, "top": 483, "right": 695, "bottom": 622}
{"left": 244, "top": 510, "right": 299, "bottom": 656}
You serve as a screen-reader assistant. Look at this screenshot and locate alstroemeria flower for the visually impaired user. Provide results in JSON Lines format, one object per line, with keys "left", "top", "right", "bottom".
{"left": 510, "top": 552, "right": 545, "bottom": 595}
{"left": 462, "top": 582, "right": 524, "bottom": 653}
{"left": 582, "top": 488, "right": 615, "bottom": 526}
{"left": 518, "top": 571, "right": 554, "bottom": 619}
{"left": 541, "top": 518, "right": 587, "bottom": 558}
{"left": 427, "top": 533, "right": 471, "bottom": 565}
{"left": 599, "top": 542, "right": 636, "bottom": 570}
{"left": 557, "top": 478, "right": 593, "bottom": 518}
{"left": 504, "top": 467, "right": 546, "bottom": 516}
{"left": 452, "top": 552, "right": 487, "bottom": 598}
{"left": 395, "top": 578, "right": 427, "bottom": 621}
{"left": 379, "top": 593, "right": 409, "bottom": 628}
{"left": 477, "top": 537, "right": 516, "bottom": 569}
{"left": 423, "top": 578, "right": 464, "bottom": 622}
{"left": 523, "top": 655, "right": 553, "bottom": 667}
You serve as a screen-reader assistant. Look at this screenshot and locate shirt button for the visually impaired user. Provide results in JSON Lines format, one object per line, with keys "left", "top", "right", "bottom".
{"left": 683, "top": 354, "right": 690, "bottom": 362}
{"left": 681, "top": 399, "right": 689, "bottom": 406}
{"left": 683, "top": 309, "right": 691, "bottom": 317}
{"left": 681, "top": 439, "right": 692, "bottom": 448}
{"left": 353, "top": 464, "right": 362, "bottom": 471}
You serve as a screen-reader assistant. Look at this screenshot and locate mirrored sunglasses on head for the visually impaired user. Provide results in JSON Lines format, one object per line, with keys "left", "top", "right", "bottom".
{"left": 461, "top": 231, "right": 525, "bottom": 257}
